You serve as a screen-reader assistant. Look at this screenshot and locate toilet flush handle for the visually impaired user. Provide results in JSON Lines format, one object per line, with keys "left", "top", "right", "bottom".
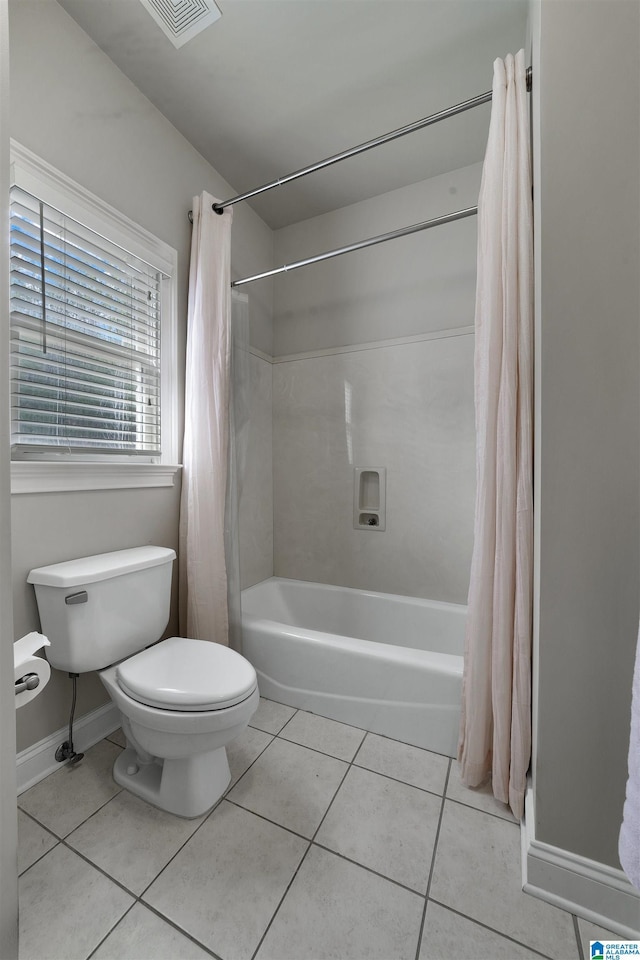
{"left": 65, "top": 591, "right": 88, "bottom": 605}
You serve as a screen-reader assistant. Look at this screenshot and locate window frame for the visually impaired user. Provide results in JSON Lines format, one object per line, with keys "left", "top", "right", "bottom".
{"left": 9, "top": 142, "right": 180, "bottom": 494}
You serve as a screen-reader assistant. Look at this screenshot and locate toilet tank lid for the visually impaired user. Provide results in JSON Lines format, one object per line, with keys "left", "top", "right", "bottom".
{"left": 27, "top": 546, "right": 176, "bottom": 588}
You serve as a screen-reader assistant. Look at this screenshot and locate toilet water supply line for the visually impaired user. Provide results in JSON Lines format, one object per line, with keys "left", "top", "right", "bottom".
{"left": 55, "top": 673, "right": 84, "bottom": 765}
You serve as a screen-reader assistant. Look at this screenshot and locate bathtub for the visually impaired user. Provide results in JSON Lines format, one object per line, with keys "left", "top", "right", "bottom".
{"left": 241, "top": 577, "right": 466, "bottom": 757}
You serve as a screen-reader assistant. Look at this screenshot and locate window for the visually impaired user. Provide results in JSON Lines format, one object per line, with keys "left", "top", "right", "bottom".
{"left": 9, "top": 143, "right": 179, "bottom": 493}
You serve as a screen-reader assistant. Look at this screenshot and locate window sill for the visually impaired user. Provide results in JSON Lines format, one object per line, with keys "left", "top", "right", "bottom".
{"left": 11, "top": 461, "right": 182, "bottom": 495}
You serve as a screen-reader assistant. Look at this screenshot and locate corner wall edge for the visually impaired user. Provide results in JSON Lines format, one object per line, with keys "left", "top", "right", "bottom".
{"left": 522, "top": 783, "right": 640, "bottom": 938}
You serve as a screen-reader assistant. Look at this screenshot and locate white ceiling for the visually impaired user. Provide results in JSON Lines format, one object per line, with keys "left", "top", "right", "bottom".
{"left": 56, "top": 0, "right": 529, "bottom": 230}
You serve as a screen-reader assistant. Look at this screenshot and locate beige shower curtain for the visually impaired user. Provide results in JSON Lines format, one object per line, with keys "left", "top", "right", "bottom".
{"left": 179, "top": 192, "right": 233, "bottom": 644}
{"left": 457, "top": 50, "right": 533, "bottom": 821}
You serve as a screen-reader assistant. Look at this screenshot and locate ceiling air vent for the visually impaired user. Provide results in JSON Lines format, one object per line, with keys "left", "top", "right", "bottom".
{"left": 138, "top": 0, "right": 222, "bottom": 49}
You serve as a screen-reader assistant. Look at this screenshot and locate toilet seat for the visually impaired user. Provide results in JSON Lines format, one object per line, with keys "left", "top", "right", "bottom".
{"left": 116, "top": 636, "right": 257, "bottom": 712}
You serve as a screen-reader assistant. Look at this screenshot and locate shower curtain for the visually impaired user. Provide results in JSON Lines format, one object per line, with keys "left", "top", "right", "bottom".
{"left": 179, "top": 192, "right": 234, "bottom": 645}
{"left": 457, "top": 50, "right": 533, "bottom": 821}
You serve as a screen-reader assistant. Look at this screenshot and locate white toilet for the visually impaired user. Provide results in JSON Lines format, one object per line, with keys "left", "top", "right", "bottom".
{"left": 27, "top": 546, "right": 259, "bottom": 818}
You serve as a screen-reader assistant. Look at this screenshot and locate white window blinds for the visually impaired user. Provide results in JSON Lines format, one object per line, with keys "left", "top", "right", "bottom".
{"left": 10, "top": 186, "right": 166, "bottom": 459}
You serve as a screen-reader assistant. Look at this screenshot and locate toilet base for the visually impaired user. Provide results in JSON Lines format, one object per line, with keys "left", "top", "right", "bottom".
{"left": 113, "top": 745, "right": 231, "bottom": 818}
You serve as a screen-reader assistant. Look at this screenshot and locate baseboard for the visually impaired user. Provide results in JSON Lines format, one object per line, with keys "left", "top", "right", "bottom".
{"left": 16, "top": 701, "right": 120, "bottom": 795}
{"left": 522, "top": 784, "right": 640, "bottom": 937}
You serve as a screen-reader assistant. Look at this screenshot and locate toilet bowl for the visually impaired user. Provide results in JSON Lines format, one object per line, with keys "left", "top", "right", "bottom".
{"left": 101, "top": 636, "right": 259, "bottom": 817}
{"left": 28, "top": 546, "right": 258, "bottom": 818}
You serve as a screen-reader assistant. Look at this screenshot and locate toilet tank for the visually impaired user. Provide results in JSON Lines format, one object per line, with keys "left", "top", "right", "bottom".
{"left": 28, "top": 546, "right": 176, "bottom": 674}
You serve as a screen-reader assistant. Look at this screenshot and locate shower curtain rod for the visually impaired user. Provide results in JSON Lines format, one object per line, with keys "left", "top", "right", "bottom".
{"left": 231, "top": 205, "right": 478, "bottom": 287}
{"left": 207, "top": 67, "right": 531, "bottom": 216}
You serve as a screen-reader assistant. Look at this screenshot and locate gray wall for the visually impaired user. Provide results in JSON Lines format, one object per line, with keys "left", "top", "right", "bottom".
{"left": 0, "top": 0, "right": 18, "bottom": 954}
{"left": 9, "top": 0, "right": 274, "bottom": 753}
{"left": 533, "top": 0, "right": 640, "bottom": 868}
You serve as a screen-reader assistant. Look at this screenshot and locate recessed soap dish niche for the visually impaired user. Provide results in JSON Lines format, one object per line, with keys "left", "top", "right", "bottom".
{"left": 354, "top": 467, "right": 386, "bottom": 531}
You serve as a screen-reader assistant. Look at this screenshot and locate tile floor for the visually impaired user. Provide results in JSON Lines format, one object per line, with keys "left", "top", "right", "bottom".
{"left": 17, "top": 698, "right": 622, "bottom": 960}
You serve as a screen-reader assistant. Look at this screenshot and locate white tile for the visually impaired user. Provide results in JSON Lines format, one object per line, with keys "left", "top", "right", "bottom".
{"left": 18, "top": 739, "right": 123, "bottom": 837}
{"left": 19, "top": 844, "right": 133, "bottom": 960}
{"left": 356, "top": 733, "right": 449, "bottom": 795}
{"left": 446, "top": 761, "right": 517, "bottom": 822}
{"left": 430, "top": 802, "right": 578, "bottom": 959}
{"left": 249, "top": 697, "right": 297, "bottom": 735}
{"left": 17, "top": 809, "right": 57, "bottom": 875}
{"left": 228, "top": 737, "right": 347, "bottom": 837}
{"left": 227, "top": 724, "right": 274, "bottom": 787}
{"left": 92, "top": 903, "right": 211, "bottom": 960}
{"left": 66, "top": 790, "right": 205, "bottom": 895}
{"left": 143, "top": 800, "right": 307, "bottom": 960}
{"left": 279, "top": 710, "right": 365, "bottom": 761}
{"left": 316, "top": 765, "right": 441, "bottom": 892}
{"left": 420, "top": 901, "right": 549, "bottom": 959}
{"left": 256, "top": 845, "right": 424, "bottom": 960}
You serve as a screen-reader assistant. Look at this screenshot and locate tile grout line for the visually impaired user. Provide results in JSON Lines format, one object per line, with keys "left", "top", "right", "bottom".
{"left": 17, "top": 808, "right": 60, "bottom": 876}
{"left": 254, "top": 707, "right": 514, "bottom": 822}
{"left": 224, "top": 796, "right": 312, "bottom": 843}
{"left": 248, "top": 722, "right": 369, "bottom": 960}
{"left": 311, "top": 841, "right": 428, "bottom": 898}
{"left": 574, "top": 913, "right": 585, "bottom": 960}
{"left": 133, "top": 899, "right": 225, "bottom": 960}
{"left": 247, "top": 839, "right": 312, "bottom": 960}
{"left": 18, "top": 844, "right": 58, "bottom": 879}
{"left": 266, "top": 735, "right": 516, "bottom": 823}
{"left": 270, "top": 707, "right": 299, "bottom": 736}
{"left": 84, "top": 901, "right": 139, "bottom": 960}
{"left": 84, "top": 893, "right": 224, "bottom": 960}
{"left": 222, "top": 794, "right": 443, "bottom": 902}
{"left": 18, "top": 787, "right": 123, "bottom": 848}
{"left": 443, "top": 793, "right": 518, "bottom": 825}
{"left": 275, "top": 736, "right": 448, "bottom": 798}
{"left": 225, "top": 729, "right": 278, "bottom": 793}
{"left": 57, "top": 835, "right": 157, "bottom": 900}
{"left": 416, "top": 768, "right": 556, "bottom": 960}
{"left": 427, "top": 898, "right": 557, "bottom": 960}
{"left": 253, "top": 705, "right": 456, "bottom": 760}
{"left": 54, "top": 833, "right": 224, "bottom": 960}
{"left": 414, "top": 758, "right": 452, "bottom": 960}
{"left": 104, "top": 733, "right": 125, "bottom": 747}
{"left": 280, "top": 733, "right": 368, "bottom": 766}
{"left": 423, "top": 759, "right": 452, "bottom": 902}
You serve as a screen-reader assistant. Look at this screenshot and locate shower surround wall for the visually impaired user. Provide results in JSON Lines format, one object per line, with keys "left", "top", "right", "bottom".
{"left": 272, "top": 163, "right": 482, "bottom": 604}
{"left": 272, "top": 335, "right": 474, "bottom": 601}
{"left": 239, "top": 351, "right": 274, "bottom": 590}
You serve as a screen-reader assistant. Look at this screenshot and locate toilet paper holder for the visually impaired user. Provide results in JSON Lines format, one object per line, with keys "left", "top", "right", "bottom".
{"left": 14, "top": 631, "right": 51, "bottom": 708}
{"left": 15, "top": 672, "right": 41, "bottom": 696}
